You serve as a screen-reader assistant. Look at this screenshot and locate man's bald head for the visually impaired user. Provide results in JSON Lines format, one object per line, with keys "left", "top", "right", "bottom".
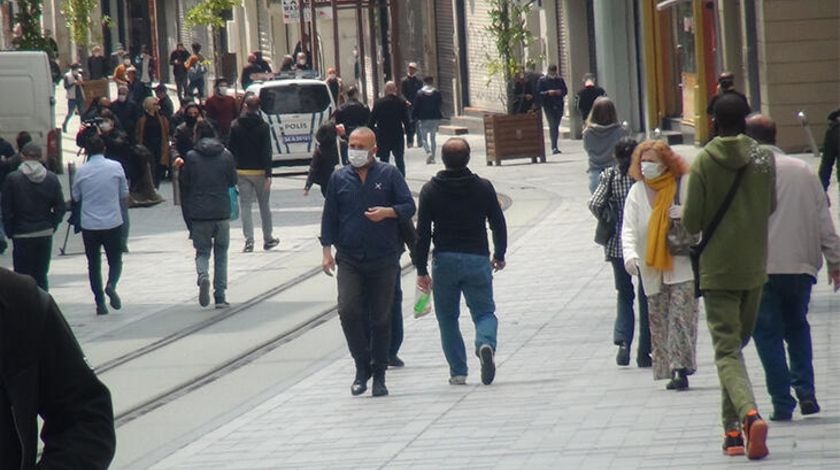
{"left": 383, "top": 81, "right": 398, "bottom": 96}
{"left": 244, "top": 95, "right": 261, "bottom": 113}
{"left": 713, "top": 93, "right": 751, "bottom": 136}
{"left": 349, "top": 127, "right": 377, "bottom": 151}
{"left": 442, "top": 137, "right": 471, "bottom": 169}
{"left": 745, "top": 113, "right": 777, "bottom": 146}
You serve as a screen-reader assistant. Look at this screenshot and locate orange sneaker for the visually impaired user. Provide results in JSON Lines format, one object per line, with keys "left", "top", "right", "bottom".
{"left": 743, "top": 410, "right": 769, "bottom": 460}
{"left": 722, "top": 430, "right": 745, "bottom": 456}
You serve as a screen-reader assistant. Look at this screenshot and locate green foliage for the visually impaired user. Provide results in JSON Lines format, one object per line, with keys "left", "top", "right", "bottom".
{"left": 61, "top": 0, "right": 98, "bottom": 47}
{"left": 185, "top": 0, "right": 241, "bottom": 29}
{"left": 13, "top": 0, "right": 50, "bottom": 52}
{"left": 484, "top": 0, "right": 538, "bottom": 112}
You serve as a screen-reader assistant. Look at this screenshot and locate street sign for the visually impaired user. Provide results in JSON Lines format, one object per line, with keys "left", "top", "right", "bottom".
{"left": 281, "top": 0, "right": 333, "bottom": 24}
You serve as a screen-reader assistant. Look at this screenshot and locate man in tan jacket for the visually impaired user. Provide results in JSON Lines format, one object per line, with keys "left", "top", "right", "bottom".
{"left": 746, "top": 114, "right": 840, "bottom": 422}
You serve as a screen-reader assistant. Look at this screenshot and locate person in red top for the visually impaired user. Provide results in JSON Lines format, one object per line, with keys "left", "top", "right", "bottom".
{"left": 203, "top": 78, "right": 239, "bottom": 142}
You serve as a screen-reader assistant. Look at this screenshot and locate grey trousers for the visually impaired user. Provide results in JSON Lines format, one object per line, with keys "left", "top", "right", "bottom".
{"left": 191, "top": 219, "right": 230, "bottom": 300}
{"left": 238, "top": 174, "right": 274, "bottom": 243}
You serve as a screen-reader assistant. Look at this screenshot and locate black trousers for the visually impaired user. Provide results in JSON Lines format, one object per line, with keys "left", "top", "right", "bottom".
{"left": 82, "top": 226, "right": 123, "bottom": 305}
{"left": 405, "top": 121, "right": 417, "bottom": 147}
{"left": 544, "top": 107, "right": 564, "bottom": 150}
{"left": 376, "top": 136, "right": 406, "bottom": 176}
{"left": 336, "top": 253, "right": 400, "bottom": 374}
{"left": 12, "top": 236, "right": 53, "bottom": 291}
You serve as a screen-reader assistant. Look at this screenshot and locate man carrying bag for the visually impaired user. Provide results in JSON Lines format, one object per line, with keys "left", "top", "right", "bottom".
{"left": 682, "top": 94, "right": 776, "bottom": 461}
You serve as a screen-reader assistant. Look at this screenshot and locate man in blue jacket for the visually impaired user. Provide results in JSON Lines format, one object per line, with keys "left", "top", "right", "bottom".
{"left": 320, "top": 127, "right": 416, "bottom": 398}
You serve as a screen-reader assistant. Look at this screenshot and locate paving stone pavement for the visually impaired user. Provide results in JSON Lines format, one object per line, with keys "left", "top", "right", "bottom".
{"left": 147, "top": 138, "right": 840, "bottom": 469}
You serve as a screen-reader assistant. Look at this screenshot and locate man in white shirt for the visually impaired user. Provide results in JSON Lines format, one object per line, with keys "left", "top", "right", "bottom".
{"left": 72, "top": 135, "right": 129, "bottom": 315}
{"left": 746, "top": 114, "right": 840, "bottom": 421}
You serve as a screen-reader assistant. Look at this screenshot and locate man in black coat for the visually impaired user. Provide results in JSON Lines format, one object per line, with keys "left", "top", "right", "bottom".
{"left": 169, "top": 43, "right": 191, "bottom": 102}
{"left": 229, "top": 95, "right": 279, "bottom": 253}
{"left": 400, "top": 62, "right": 423, "bottom": 148}
{"left": 0, "top": 268, "right": 116, "bottom": 469}
{"left": 370, "top": 81, "right": 411, "bottom": 176}
{"left": 334, "top": 86, "right": 371, "bottom": 164}
{"left": 1, "top": 143, "right": 66, "bottom": 291}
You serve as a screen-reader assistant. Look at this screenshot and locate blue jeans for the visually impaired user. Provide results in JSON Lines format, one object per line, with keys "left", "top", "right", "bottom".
{"left": 609, "top": 257, "right": 651, "bottom": 357}
{"left": 753, "top": 274, "right": 815, "bottom": 414}
{"left": 62, "top": 99, "right": 78, "bottom": 130}
{"left": 417, "top": 119, "right": 439, "bottom": 159}
{"left": 191, "top": 219, "right": 230, "bottom": 301}
{"left": 432, "top": 252, "right": 498, "bottom": 377}
{"left": 588, "top": 169, "right": 603, "bottom": 194}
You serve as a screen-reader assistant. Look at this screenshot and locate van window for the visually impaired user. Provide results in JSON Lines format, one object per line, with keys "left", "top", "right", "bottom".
{"left": 260, "top": 84, "right": 331, "bottom": 115}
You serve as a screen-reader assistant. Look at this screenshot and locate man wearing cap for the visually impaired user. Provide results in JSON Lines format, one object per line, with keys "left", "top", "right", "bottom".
{"left": 155, "top": 84, "right": 175, "bottom": 121}
{"left": 1, "top": 143, "right": 66, "bottom": 291}
{"left": 401, "top": 62, "right": 423, "bottom": 148}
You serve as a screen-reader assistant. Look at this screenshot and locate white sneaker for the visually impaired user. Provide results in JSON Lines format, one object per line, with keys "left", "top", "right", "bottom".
{"left": 449, "top": 375, "right": 467, "bottom": 385}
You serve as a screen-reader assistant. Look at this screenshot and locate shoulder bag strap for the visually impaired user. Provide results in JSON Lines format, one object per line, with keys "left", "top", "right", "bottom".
{"left": 695, "top": 165, "right": 748, "bottom": 254}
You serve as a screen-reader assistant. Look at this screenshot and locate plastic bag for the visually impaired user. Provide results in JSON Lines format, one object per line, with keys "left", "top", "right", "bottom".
{"left": 413, "top": 287, "right": 432, "bottom": 318}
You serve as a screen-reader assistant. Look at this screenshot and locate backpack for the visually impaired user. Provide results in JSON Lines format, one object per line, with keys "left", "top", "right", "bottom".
{"left": 188, "top": 58, "right": 208, "bottom": 81}
{"left": 63, "top": 73, "right": 73, "bottom": 90}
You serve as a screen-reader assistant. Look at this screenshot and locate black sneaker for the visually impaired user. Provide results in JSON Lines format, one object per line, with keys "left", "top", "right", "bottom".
{"left": 798, "top": 393, "right": 821, "bottom": 415}
{"left": 388, "top": 356, "right": 405, "bottom": 368}
{"left": 636, "top": 353, "right": 652, "bottom": 368}
{"left": 479, "top": 344, "right": 496, "bottom": 385}
{"left": 263, "top": 238, "right": 280, "bottom": 250}
{"left": 198, "top": 278, "right": 210, "bottom": 307}
{"left": 371, "top": 369, "right": 388, "bottom": 397}
{"left": 616, "top": 343, "right": 630, "bottom": 366}
{"left": 105, "top": 285, "right": 121, "bottom": 310}
{"left": 243, "top": 240, "right": 254, "bottom": 253}
{"left": 215, "top": 299, "right": 230, "bottom": 309}
{"left": 665, "top": 369, "right": 689, "bottom": 391}
{"left": 722, "top": 430, "right": 745, "bottom": 456}
{"left": 96, "top": 302, "right": 109, "bottom": 316}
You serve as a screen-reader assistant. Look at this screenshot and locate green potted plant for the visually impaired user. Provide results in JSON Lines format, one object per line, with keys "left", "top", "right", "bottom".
{"left": 482, "top": 0, "right": 546, "bottom": 165}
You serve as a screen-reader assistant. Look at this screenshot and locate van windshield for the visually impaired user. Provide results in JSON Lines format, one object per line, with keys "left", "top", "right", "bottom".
{"left": 259, "top": 84, "right": 331, "bottom": 115}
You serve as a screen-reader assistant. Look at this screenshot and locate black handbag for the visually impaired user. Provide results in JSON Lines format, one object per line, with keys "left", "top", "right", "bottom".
{"left": 690, "top": 166, "right": 747, "bottom": 297}
{"left": 594, "top": 170, "right": 617, "bottom": 246}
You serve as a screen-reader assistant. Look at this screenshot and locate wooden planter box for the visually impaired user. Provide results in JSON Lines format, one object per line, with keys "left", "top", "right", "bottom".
{"left": 483, "top": 112, "right": 546, "bottom": 166}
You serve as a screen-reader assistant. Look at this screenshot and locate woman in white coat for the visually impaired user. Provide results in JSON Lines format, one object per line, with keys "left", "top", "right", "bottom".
{"left": 621, "top": 140, "right": 699, "bottom": 390}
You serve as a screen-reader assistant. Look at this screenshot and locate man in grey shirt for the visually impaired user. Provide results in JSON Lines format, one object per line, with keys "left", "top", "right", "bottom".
{"left": 72, "top": 135, "right": 129, "bottom": 315}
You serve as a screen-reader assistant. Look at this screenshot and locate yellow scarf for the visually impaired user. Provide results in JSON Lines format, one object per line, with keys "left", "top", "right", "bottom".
{"left": 644, "top": 171, "right": 677, "bottom": 271}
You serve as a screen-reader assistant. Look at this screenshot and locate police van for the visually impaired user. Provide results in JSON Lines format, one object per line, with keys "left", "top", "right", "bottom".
{"left": 0, "top": 51, "right": 62, "bottom": 172}
{"left": 243, "top": 72, "right": 335, "bottom": 166}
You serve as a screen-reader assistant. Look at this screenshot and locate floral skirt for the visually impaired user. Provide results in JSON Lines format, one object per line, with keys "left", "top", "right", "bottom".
{"left": 647, "top": 281, "right": 699, "bottom": 380}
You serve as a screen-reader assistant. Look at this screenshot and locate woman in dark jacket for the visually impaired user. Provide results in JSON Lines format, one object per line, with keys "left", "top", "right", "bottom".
{"left": 135, "top": 96, "right": 171, "bottom": 188}
{"left": 587, "top": 138, "right": 651, "bottom": 368}
{"left": 305, "top": 122, "right": 342, "bottom": 198}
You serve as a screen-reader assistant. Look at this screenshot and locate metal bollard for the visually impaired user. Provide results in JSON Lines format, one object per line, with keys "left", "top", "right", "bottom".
{"left": 796, "top": 111, "right": 820, "bottom": 159}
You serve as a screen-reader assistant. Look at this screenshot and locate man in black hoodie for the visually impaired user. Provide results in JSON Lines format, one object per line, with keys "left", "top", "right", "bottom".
{"left": 180, "top": 121, "right": 237, "bottom": 308}
{"left": 0, "top": 268, "right": 115, "bottom": 469}
{"left": 415, "top": 137, "right": 507, "bottom": 386}
{"left": 1, "top": 143, "right": 66, "bottom": 291}
{"left": 229, "top": 96, "right": 279, "bottom": 253}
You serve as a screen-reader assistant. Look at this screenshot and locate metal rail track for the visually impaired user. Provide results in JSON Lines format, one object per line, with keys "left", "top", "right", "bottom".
{"left": 94, "top": 266, "right": 324, "bottom": 374}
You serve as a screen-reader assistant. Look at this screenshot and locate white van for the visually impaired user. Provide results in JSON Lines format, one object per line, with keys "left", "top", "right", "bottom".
{"left": 0, "top": 51, "right": 61, "bottom": 172}
{"left": 243, "top": 77, "right": 335, "bottom": 166}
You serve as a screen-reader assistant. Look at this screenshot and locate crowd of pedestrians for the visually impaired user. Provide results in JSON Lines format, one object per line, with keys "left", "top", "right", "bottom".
{"left": 4, "top": 33, "right": 840, "bottom": 467}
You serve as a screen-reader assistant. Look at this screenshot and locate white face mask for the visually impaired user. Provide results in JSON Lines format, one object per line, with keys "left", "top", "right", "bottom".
{"left": 347, "top": 148, "right": 370, "bottom": 168}
{"left": 100, "top": 121, "right": 114, "bottom": 132}
{"left": 218, "top": 87, "right": 228, "bottom": 95}
{"left": 641, "top": 161, "right": 665, "bottom": 180}
{"left": 327, "top": 74, "right": 336, "bottom": 80}
{"left": 117, "top": 95, "right": 127, "bottom": 102}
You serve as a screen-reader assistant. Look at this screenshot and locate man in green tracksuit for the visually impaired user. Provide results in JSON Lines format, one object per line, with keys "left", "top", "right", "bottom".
{"left": 682, "top": 94, "right": 776, "bottom": 461}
